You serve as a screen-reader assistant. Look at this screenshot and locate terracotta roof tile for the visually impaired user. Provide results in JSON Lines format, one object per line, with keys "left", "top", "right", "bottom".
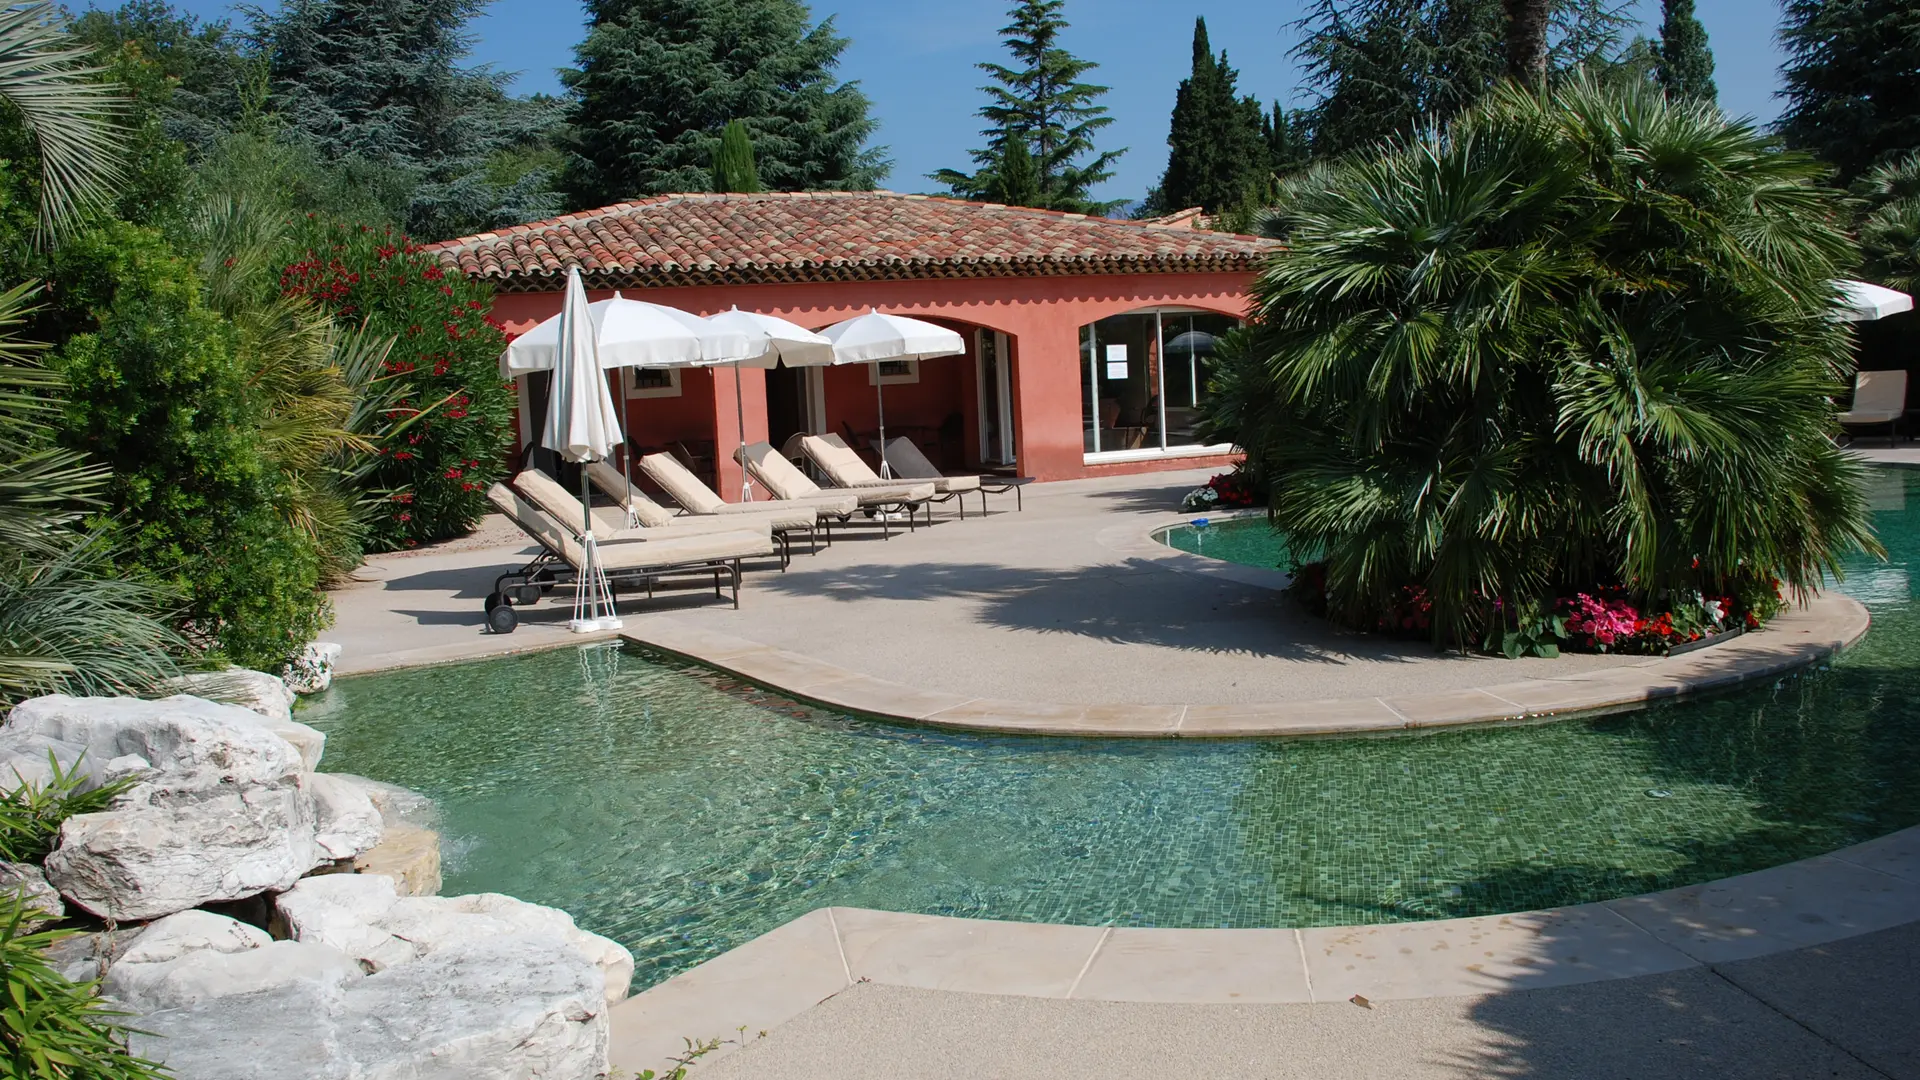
{"left": 425, "top": 192, "right": 1279, "bottom": 291}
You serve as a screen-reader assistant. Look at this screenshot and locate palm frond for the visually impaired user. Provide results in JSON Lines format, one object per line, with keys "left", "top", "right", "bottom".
{"left": 0, "top": 2, "right": 127, "bottom": 241}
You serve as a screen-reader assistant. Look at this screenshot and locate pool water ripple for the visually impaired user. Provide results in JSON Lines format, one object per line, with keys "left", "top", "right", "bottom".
{"left": 303, "top": 468, "right": 1920, "bottom": 992}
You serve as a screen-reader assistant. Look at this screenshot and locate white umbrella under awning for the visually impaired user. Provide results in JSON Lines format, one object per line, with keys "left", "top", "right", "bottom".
{"left": 503, "top": 293, "right": 713, "bottom": 376}
{"left": 541, "top": 268, "right": 624, "bottom": 633}
{"left": 1833, "top": 279, "right": 1914, "bottom": 323}
{"left": 705, "top": 308, "right": 835, "bottom": 500}
{"left": 820, "top": 311, "right": 966, "bottom": 478}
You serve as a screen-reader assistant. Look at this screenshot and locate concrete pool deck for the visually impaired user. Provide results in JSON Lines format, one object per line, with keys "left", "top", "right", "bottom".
{"left": 610, "top": 823, "right": 1920, "bottom": 1078}
{"left": 330, "top": 467, "right": 1868, "bottom": 737}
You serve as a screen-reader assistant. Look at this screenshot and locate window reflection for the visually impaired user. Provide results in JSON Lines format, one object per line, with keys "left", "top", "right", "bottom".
{"left": 1080, "top": 310, "right": 1237, "bottom": 456}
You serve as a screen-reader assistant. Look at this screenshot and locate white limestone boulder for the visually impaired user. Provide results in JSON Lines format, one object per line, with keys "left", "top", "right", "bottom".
{"left": 127, "top": 935, "right": 607, "bottom": 1080}
{"left": 0, "top": 862, "right": 63, "bottom": 929}
{"left": 0, "top": 733, "right": 90, "bottom": 793}
{"left": 103, "top": 910, "right": 362, "bottom": 1012}
{"left": 276, "top": 874, "right": 634, "bottom": 1005}
{"left": 284, "top": 642, "right": 342, "bottom": 696}
{"left": 328, "top": 773, "right": 439, "bottom": 831}
{"left": 167, "top": 668, "right": 296, "bottom": 724}
{"left": 7, "top": 695, "right": 324, "bottom": 921}
{"left": 309, "top": 773, "right": 384, "bottom": 861}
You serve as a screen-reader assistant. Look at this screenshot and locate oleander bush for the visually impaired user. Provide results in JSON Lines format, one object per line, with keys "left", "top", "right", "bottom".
{"left": 279, "top": 218, "right": 514, "bottom": 551}
{"left": 1216, "top": 75, "right": 1880, "bottom": 650}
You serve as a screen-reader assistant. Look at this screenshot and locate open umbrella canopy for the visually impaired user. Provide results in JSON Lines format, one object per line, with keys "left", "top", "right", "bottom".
{"left": 1833, "top": 279, "right": 1915, "bottom": 323}
{"left": 706, "top": 307, "right": 835, "bottom": 368}
{"left": 541, "top": 268, "right": 623, "bottom": 465}
{"left": 501, "top": 292, "right": 753, "bottom": 376}
{"left": 819, "top": 310, "right": 966, "bottom": 365}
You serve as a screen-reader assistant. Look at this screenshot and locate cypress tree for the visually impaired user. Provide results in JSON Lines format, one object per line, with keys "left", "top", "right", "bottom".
{"left": 1263, "top": 104, "right": 1312, "bottom": 177}
{"left": 563, "top": 0, "right": 888, "bottom": 208}
{"left": 1158, "top": 19, "right": 1269, "bottom": 215}
{"left": 252, "top": 0, "right": 563, "bottom": 241}
{"left": 931, "top": 1, "right": 1124, "bottom": 215}
{"left": 711, "top": 120, "right": 762, "bottom": 193}
{"left": 1779, "top": 0, "right": 1920, "bottom": 182}
{"left": 1655, "top": 0, "right": 1717, "bottom": 103}
{"left": 986, "top": 134, "right": 1042, "bottom": 207}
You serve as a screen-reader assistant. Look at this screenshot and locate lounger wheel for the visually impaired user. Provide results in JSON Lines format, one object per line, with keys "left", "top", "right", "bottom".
{"left": 484, "top": 592, "right": 518, "bottom": 635}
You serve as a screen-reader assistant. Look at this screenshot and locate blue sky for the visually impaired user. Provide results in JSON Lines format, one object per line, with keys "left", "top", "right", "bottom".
{"left": 121, "top": 0, "right": 1792, "bottom": 203}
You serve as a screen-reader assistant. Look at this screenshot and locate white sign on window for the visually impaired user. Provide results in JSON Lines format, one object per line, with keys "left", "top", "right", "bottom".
{"left": 1104, "top": 344, "right": 1128, "bottom": 380}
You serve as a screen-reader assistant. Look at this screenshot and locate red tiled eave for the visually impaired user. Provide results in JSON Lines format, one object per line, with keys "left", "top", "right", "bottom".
{"left": 425, "top": 192, "right": 1281, "bottom": 293}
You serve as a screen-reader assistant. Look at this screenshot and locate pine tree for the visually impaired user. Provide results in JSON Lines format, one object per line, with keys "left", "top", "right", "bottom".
{"left": 252, "top": 0, "right": 563, "bottom": 240}
{"left": 562, "top": 0, "right": 888, "bottom": 208}
{"left": 1158, "top": 19, "right": 1269, "bottom": 215}
{"left": 1779, "top": 0, "right": 1920, "bottom": 183}
{"left": 931, "top": 1, "right": 1124, "bottom": 215}
{"left": 1655, "top": 0, "right": 1716, "bottom": 103}
{"left": 1502, "top": 0, "right": 1551, "bottom": 80}
{"left": 711, "top": 120, "right": 762, "bottom": 193}
{"left": 1292, "top": 0, "right": 1628, "bottom": 160}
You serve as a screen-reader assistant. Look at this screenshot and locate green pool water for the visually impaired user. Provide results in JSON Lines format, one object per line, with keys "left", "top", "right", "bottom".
{"left": 302, "top": 468, "right": 1920, "bottom": 993}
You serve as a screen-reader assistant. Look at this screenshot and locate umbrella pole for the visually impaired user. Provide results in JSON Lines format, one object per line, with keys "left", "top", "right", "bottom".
{"left": 581, "top": 468, "right": 602, "bottom": 626}
{"left": 735, "top": 360, "right": 751, "bottom": 502}
{"left": 875, "top": 376, "right": 891, "bottom": 479}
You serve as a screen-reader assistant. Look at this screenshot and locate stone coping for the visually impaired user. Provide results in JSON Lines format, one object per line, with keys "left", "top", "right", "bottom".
{"left": 618, "top": 587, "right": 1870, "bottom": 739}
{"left": 607, "top": 823, "right": 1920, "bottom": 1076}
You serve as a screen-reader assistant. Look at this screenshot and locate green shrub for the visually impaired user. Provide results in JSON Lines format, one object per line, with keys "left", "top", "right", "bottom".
{"left": 52, "top": 222, "right": 329, "bottom": 670}
{"left": 0, "top": 752, "right": 137, "bottom": 865}
{"left": 1221, "top": 76, "right": 1880, "bottom": 646}
{"left": 279, "top": 218, "right": 514, "bottom": 551}
{"left": 0, "top": 903, "right": 168, "bottom": 1080}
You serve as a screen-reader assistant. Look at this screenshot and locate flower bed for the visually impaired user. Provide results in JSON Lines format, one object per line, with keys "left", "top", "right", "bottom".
{"left": 1181, "top": 472, "right": 1260, "bottom": 512}
{"left": 1286, "top": 561, "right": 1784, "bottom": 658}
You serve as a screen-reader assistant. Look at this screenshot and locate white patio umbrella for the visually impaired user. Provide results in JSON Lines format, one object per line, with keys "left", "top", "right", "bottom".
{"left": 541, "top": 268, "right": 625, "bottom": 633}
{"left": 704, "top": 307, "right": 835, "bottom": 500}
{"left": 819, "top": 311, "right": 966, "bottom": 478}
{"left": 1833, "top": 279, "right": 1914, "bottom": 322}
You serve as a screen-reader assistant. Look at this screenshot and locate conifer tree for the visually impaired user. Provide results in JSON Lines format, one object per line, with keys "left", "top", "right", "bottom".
{"left": 563, "top": 0, "right": 887, "bottom": 207}
{"left": 251, "top": 0, "right": 562, "bottom": 241}
{"left": 1655, "top": 0, "right": 1716, "bottom": 103}
{"left": 711, "top": 120, "right": 762, "bottom": 193}
{"left": 1158, "top": 19, "right": 1268, "bottom": 215}
{"left": 987, "top": 135, "right": 1042, "bottom": 207}
{"left": 1779, "top": 0, "right": 1920, "bottom": 182}
{"left": 932, "top": 0, "right": 1124, "bottom": 214}
{"left": 1263, "top": 104, "right": 1312, "bottom": 177}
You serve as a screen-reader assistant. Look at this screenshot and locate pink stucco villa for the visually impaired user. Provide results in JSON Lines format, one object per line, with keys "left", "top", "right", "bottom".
{"left": 427, "top": 192, "right": 1279, "bottom": 492}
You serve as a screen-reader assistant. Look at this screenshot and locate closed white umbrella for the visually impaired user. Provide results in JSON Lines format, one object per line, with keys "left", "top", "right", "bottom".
{"left": 820, "top": 311, "right": 966, "bottom": 478}
{"left": 705, "top": 308, "right": 835, "bottom": 500}
{"left": 1833, "top": 279, "right": 1914, "bottom": 322}
{"left": 543, "top": 268, "right": 624, "bottom": 633}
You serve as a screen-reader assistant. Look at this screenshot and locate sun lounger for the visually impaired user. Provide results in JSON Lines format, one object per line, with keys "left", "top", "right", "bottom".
{"left": 1838, "top": 369, "right": 1907, "bottom": 446}
{"left": 880, "top": 436, "right": 1028, "bottom": 513}
{"left": 800, "top": 434, "right": 980, "bottom": 520}
{"left": 738, "top": 441, "right": 935, "bottom": 538}
{"left": 584, "top": 461, "right": 826, "bottom": 554}
{"left": 483, "top": 483, "right": 772, "bottom": 631}
{"left": 511, "top": 469, "right": 791, "bottom": 569}
{"left": 637, "top": 451, "right": 859, "bottom": 534}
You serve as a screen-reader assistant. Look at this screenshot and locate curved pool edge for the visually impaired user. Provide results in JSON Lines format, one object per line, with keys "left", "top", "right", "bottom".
{"left": 607, "top": 821, "right": 1920, "bottom": 1076}
{"left": 615, "top": 588, "right": 1870, "bottom": 740}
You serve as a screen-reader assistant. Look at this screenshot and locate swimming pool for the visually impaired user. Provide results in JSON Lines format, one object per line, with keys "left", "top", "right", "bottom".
{"left": 301, "top": 467, "right": 1920, "bottom": 993}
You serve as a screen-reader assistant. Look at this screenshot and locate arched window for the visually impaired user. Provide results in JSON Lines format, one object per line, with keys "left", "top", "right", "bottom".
{"left": 1079, "top": 308, "right": 1239, "bottom": 460}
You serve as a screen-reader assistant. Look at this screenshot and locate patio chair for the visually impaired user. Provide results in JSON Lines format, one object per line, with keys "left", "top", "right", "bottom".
{"left": 636, "top": 452, "right": 860, "bottom": 539}
{"left": 1838, "top": 369, "right": 1908, "bottom": 446}
{"left": 803, "top": 434, "right": 980, "bottom": 521}
{"left": 584, "top": 460, "right": 826, "bottom": 554}
{"left": 510, "top": 469, "right": 790, "bottom": 570}
{"left": 738, "top": 441, "right": 935, "bottom": 539}
{"left": 483, "top": 483, "right": 772, "bottom": 632}
{"left": 881, "top": 435, "right": 1029, "bottom": 514}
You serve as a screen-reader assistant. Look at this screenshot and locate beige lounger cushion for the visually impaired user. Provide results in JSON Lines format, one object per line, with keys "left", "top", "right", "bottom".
{"left": 744, "top": 441, "right": 934, "bottom": 505}
{"left": 876, "top": 437, "right": 982, "bottom": 494}
{"left": 589, "top": 460, "right": 815, "bottom": 532}
{"left": 488, "top": 483, "right": 771, "bottom": 568}
{"left": 513, "top": 470, "right": 770, "bottom": 543}
{"left": 798, "top": 435, "right": 900, "bottom": 488}
{"left": 1839, "top": 370, "right": 1907, "bottom": 425}
{"left": 640, "top": 451, "right": 859, "bottom": 519}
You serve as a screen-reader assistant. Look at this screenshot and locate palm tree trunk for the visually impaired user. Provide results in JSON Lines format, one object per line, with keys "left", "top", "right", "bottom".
{"left": 1503, "top": 0, "right": 1551, "bottom": 82}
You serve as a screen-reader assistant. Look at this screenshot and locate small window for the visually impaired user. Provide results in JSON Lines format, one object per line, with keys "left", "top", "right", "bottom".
{"left": 626, "top": 366, "right": 682, "bottom": 399}
{"left": 869, "top": 359, "right": 920, "bottom": 386}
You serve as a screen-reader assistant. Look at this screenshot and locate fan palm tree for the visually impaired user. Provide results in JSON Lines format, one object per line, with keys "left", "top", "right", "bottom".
{"left": 1221, "top": 75, "right": 1879, "bottom": 647}
{"left": 1858, "top": 152, "right": 1920, "bottom": 294}
{"left": 0, "top": 2, "right": 125, "bottom": 241}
